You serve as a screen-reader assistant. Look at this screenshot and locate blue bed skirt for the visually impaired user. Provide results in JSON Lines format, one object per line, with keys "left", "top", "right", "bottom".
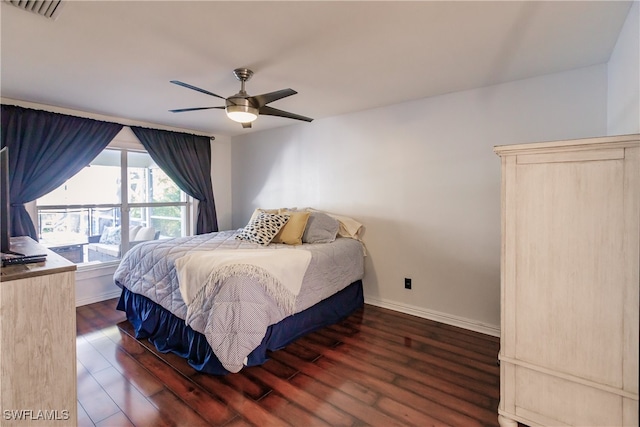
{"left": 116, "top": 280, "right": 363, "bottom": 375}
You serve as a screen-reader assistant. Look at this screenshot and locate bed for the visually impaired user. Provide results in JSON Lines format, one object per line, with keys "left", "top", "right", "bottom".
{"left": 113, "top": 209, "right": 365, "bottom": 375}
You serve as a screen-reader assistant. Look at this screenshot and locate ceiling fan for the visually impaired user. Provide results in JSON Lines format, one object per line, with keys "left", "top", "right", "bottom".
{"left": 169, "top": 68, "right": 313, "bottom": 129}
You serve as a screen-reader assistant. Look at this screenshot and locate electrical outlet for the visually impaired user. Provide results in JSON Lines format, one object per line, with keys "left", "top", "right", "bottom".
{"left": 404, "top": 278, "right": 412, "bottom": 289}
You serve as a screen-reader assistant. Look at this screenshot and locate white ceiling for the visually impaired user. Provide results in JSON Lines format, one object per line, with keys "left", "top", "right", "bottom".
{"left": 0, "top": 1, "right": 633, "bottom": 137}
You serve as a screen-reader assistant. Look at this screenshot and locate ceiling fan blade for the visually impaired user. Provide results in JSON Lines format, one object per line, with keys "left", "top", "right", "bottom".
{"left": 242, "top": 122, "right": 252, "bottom": 129}
{"left": 259, "top": 105, "right": 313, "bottom": 122}
{"left": 169, "top": 106, "right": 225, "bottom": 113}
{"left": 250, "top": 89, "right": 297, "bottom": 107}
{"left": 170, "top": 80, "right": 226, "bottom": 100}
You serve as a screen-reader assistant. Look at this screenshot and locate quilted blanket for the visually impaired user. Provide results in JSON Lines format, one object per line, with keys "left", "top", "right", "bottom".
{"left": 113, "top": 229, "right": 364, "bottom": 372}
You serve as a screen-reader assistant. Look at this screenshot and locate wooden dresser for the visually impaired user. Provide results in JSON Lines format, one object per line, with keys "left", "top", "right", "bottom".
{"left": 494, "top": 134, "right": 639, "bottom": 427}
{"left": 0, "top": 237, "right": 77, "bottom": 426}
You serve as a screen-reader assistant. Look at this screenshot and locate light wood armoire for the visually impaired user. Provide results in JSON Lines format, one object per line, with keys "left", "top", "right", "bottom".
{"left": 494, "top": 134, "right": 639, "bottom": 427}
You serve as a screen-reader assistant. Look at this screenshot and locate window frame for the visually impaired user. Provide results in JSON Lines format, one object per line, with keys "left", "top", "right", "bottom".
{"left": 36, "top": 137, "right": 193, "bottom": 269}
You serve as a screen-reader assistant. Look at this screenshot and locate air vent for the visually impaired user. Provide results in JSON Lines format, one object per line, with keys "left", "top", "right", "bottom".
{"left": 4, "top": 0, "right": 64, "bottom": 20}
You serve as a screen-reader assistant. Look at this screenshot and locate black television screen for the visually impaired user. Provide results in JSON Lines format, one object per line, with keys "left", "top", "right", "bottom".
{"left": 1, "top": 146, "right": 10, "bottom": 253}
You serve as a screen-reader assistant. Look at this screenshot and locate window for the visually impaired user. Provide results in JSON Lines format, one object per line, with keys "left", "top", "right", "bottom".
{"left": 37, "top": 147, "right": 190, "bottom": 265}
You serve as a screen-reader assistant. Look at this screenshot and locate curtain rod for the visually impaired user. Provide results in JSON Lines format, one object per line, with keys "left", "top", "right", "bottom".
{"left": 0, "top": 100, "right": 215, "bottom": 140}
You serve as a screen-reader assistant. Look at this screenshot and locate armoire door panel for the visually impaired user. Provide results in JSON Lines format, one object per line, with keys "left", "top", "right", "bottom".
{"left": 495, "top": 135, "right": 639, "bottom": 427}
{"left": 514, "top": 367, "right": 623, "bottom": 427}
{"left": 514, "top": 159, "right": 625, "bottom": 387}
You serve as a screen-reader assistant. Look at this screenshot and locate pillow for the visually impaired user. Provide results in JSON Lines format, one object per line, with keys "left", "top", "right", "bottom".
{"left": 272, "top": 210, "right": 311, "bottom": 245}
{"left": 329, "top": 213, "right": 363, "bottom": 239}
{"left": 129, "top": 225, "right": 141, "bottom": 241}
{"left": 248, "top": 208, "right": 280, "bottom": 223}
{"left": 235, "top": 212, "right": 290, "bottom": 245}
{"left": 302, "top": 211, "right": 339, "bottom": 243}
{"left": 134, "top": 226, "right": 156, "bottom": 241}
{"left": 99, "top": 226, "right": 121, "bottom": 245}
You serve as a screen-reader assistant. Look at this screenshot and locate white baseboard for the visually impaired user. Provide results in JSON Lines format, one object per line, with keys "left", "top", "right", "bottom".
{"left": 76, "top": 289, "right": 122, "bottom": 307}
{"left": 364, "top": 296, "right": 500, "bottom": 338}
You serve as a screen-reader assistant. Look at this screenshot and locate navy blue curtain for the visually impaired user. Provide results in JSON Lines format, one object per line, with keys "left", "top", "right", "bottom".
{"left": 130, "top": 127, "right": 218, "bottom": 234}
{"left": 1, "top": 105, "right": 123, "bottom": 239}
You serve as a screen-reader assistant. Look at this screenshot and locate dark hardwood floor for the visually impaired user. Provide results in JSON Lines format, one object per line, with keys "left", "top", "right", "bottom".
{"left": 76, "top": 298, "right": 501, "bottom": 426}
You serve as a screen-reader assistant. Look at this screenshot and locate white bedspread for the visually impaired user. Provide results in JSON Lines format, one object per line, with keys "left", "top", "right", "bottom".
{"left": 175, "top": 249, "right": 312, "bottom": 315}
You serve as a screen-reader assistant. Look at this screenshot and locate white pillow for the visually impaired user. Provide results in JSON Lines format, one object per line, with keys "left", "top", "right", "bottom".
{"left": 134, "top": 226, "right": 156, "bottom": 241}
{"left": 129, "top": 225, "right": 141, "bottom": 241}
{"left": 329, "top": 213, "right": 363, "bottom": 239}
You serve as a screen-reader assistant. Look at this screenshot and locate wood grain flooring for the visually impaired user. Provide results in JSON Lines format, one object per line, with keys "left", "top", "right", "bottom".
{"left": 76, "top": 298, "right": 501, "bottom": 426}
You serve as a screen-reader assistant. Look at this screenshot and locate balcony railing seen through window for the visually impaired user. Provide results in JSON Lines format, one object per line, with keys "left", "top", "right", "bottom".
{"left": 37, "top": 148, "right": 189, "bottom": 265}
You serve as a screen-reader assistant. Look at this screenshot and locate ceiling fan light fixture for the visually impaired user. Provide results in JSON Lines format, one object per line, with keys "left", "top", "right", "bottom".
{"left": 226, "top": 104, "right": 258, "bottom": 123}
{"left": 170, "top": 68, "right": 313, "bottom": 127}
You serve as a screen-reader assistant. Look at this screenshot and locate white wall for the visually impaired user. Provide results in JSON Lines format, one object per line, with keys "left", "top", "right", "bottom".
{"left": 231, "top": 64, "right": 608, "bottom": 334}
{"left": 211, "top": 135, "right": 233, "bottom": 231}
{"left": 607, "top": 1, "right": 640, "bottom": 135}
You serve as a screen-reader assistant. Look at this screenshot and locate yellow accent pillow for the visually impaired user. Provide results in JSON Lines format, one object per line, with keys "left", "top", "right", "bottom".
{"left": 272, "top": 210, "right": 311, "bottom": 245}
